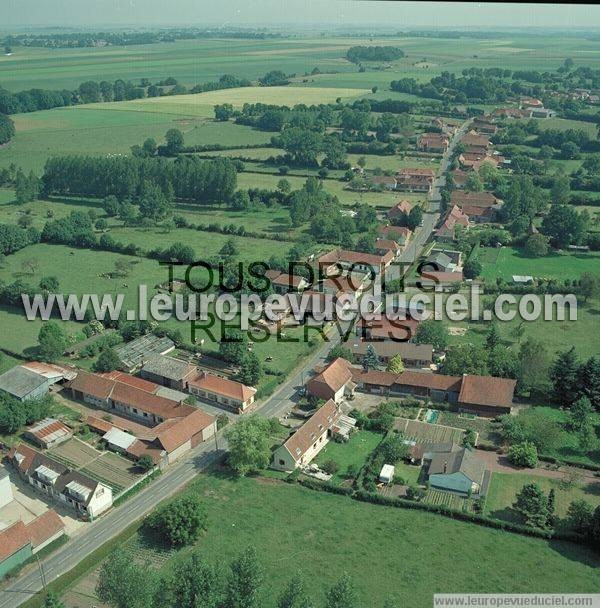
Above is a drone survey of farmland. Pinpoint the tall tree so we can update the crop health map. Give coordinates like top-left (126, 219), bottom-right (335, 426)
top-left (223, 547), bottom-right (264, 608)
top-left (148, 494), bottom-right (207, 546)
top-left (578, 356), bottom-right (600, 410)
top-left (165, 128), bottom-right (184, 154)
top-left (277, 574), bottom-right (312, 608)
top-left (325, 574), bottom-right (359, 608)
top-left (225, 416), bottom-right (272, 476)
top-left (163, 550), bottom-right (221, 608)
top-left (550, 347), bottom-right (580, 407)
top-left (362, 344), bottom-right (380, 371)
top-left (37, 321), bottom-right (68, 363)
top-left (485, 323), bottom-right (501, 350)
top-left (513, 483), bottom-right (549, 528)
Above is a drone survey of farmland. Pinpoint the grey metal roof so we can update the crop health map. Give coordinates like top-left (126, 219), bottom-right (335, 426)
top-left (0, 366), bottom-right (48, 400)
top-left (115, 335), bottom-right (175, 370)
top-left (428, 447), bottom-right (486, 485)
top-left (141, 355), bottom-right (194, 382)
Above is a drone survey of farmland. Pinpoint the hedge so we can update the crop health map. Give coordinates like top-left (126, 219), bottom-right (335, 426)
top-left (539, 455), bottom-right (600, 473)
top-left (298, 477), bottom-right (354, 496)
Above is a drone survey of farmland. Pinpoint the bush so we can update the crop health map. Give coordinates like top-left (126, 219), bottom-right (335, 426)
top-left (147, 494), bottom-right (207, 546)
top-left (507, 441), bottom-right (539, 468)
top-left (321, 460), bottom-right (340, 475)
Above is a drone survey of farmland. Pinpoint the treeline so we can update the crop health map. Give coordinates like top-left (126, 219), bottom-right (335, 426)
top-left (4, 28), bottom-right (282, 49)
top-left (0, 73), bottom-right (249, 115)
top-left (42, 155), bottom-right (237, 204)
top-left (346, 45), bottom-right (404, 63)
top-left (0, 223), bottom-right (40, 255)
top-left (0, 113), bottom-right (14, 145)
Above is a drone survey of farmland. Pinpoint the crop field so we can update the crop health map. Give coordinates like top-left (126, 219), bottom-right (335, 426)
top-left (478, 246), bottom-right (600, 282)
top-left (394, 417), bottom-right (466, 444)
top-left (485, 472), bottom-right (600, 522)
top-left (59, 472), bottom-right (600, 608)
top-left (82, 452), bottom-right (142, 494)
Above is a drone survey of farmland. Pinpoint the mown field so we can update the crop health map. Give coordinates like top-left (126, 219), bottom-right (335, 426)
top-left (478, 246), bottom-right (600, 282)
top-left (59, 472), bottom-right (600, 608)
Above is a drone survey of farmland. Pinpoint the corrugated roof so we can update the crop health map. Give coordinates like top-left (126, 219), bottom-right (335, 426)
top-left (0, 366), bottom-right (48, 399)
top-left (141, 355), bottom-right (197, 382)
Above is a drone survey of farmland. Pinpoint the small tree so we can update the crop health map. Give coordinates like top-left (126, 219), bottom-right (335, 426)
top-left (386, 354), bottom-right (404, 374)
top-left (513, 482), bottom-right (549, 528)
top-left (39, 276), bottom-right (59, 291)
top-left (406, 486), bottom-right (426, 501)
top-left (43, 593), bottom-right (66, 608)
top-left (225, 416), bottom-right (272, 475)
top-left (325, 574), bottom-right (359, 608)
top-left (92, 347), bottom-right (121, 372)
top-left (237, 352), bottom-right (263, 386)
top-left (148, 494), bottom-right (207, 546)
top-left (485, 322), bottom-right (501, 350)
top-left (137, 454), bottom-right (154, 472)
top-left (463, 258), bottom-right (482, 280)
top-left (524, 233), bottom-right (549, 257)
top-left (223, 547), bottom-right (264, 608)
top-left (507, 441), bottom-right (538, 468)
top-left (362, 344), bottom-right (380, 371)
top-left (38, 321), bottom-right (68, 362)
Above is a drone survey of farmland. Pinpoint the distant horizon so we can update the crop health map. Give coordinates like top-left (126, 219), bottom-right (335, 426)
top-left (1, 1), bottom-right (600, 29)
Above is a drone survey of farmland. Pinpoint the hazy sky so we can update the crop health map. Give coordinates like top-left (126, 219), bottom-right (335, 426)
top-left (2, 0), bottom-right (599, 29)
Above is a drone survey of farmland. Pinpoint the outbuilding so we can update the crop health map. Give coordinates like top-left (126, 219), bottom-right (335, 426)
top-left (379, 464), bottom-right (395, 485)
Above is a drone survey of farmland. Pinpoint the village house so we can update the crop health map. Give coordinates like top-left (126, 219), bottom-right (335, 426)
top-left (450, 190), bottom-right (500, 209)
top-left (386, 199), bottom-right (412, 221)
top-left (378, 225), bottom-right (412, 247)
top-left (265, 269), bottom-right (309, 294)
top-left (356, 314), bottom-right (421, 343)
top-left (425, 445), bottom-right (487, 495)
top-left (461, 131), bottom-right (490, 148)
top-left (317, 249), bottom-right (394, 277)
top-left (7, 444), bottom-right (113, 519)
top-left (0, 510), bottom-right (65, 579)
top-left (272, 400), bottom-right (355, 471)
top-left (416, 270), bottom-right (464, 291)
top-left (348, 340), bottom-right (433, 368)
top-left (306, 358), bottom-right (356, 403)
top-left (461, 204), bottom-right (494, 223)
top-left (374, 238), bottom-right (402, 258)
top-left (435, 205), bottom-right (470, 241)
top-left (395, 168), bottom-right (436, 193)
top-left (449, 169), bottom-right (470, 189)
top-left (418, 132), bottom-right (449, 152)
top-left (23, 418), bottom-right (73, 449)
top-left (187, 371), bottom-right (257, 412)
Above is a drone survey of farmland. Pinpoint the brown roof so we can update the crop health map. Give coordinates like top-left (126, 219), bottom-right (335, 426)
top-left (308, 358), bottom-right (353, 394)
top-left (451, 191), bottom-right (498, 209)
top-left (26, 510), bottom-right (64, 549)
top-left (282, 400), bottom-right (340, 462)
top-left (451, 169), bottom-right (470, 187)
top-left (85, 415), bottom-right (114, 434)
top-left (419, 270), bottom-right (464, 284)
top-left (188, 372), bottom-right (256, 402)
top-left (458, 375), bottom-right (516, 409)
top-left (7, 443), bottom-right (42, 475)
top-left (371, 175), bottom-right (397, 185)
top-left (379, 225), bottom-right (412, 242)
top-left (387, 200), bottom-right (412, 219)
top-left (396, 167), bottom-right (435, 177)
top-left (319, 249), bottom-right (394, 267)
top-left (266, 272), bottom-right (306, 289)
top-left (419, 133), bottom-right (449, 148)
top-left (375, 238), bottom-right (400, 252)
top-left (358, 316), bottom-right (420, 341)
top-left (462, 132), bottom-right (490, 147)
top-left (100, 371), bottom-right (160, 393)
top-left (156, 408), bottom-right (215, 452)
top-left (461, 204), bottom-right (493, 218)
top-left (0, 521), bottom-right (30, 562)
top-left (396, 370), bottom-right (462, 392)
top-left (68, 372), bottom-right (114, 400)
top-left (348, 340), bottom-right (433, 362)
top-left (351, 368), bottom-right (397, 387)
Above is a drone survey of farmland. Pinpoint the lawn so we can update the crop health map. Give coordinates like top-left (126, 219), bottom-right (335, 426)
top-left (478, 246), bottom-right (600, 282)
top-left (314, 429), bottom-right (383, 483)
top-left (485, 471), bottom-right (600, 523)
top-left (61, 472), bottom-right (600, 608)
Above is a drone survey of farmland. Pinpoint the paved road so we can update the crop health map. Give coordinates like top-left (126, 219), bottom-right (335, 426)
top-left (0, 120), bottom-right (472, 608)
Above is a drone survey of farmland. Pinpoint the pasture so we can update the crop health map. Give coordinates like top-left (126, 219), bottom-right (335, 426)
top-left (58, 472), bottom-right (600, 608)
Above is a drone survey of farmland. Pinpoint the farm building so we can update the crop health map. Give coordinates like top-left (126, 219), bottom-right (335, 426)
top-left (23, 418), bottom-right (73, 449)
top-left (140, 355), bottom-right (198, 391)
top-left (378, 225), bottom-right (412, 246)
top-left (0, 363), bottom-right (68, 402)
top-left (7, 444), bottom-right (113, 519)
top-left (264, 270), bottom-right (309, 294)
top-left (386, 199), bottom-right (412, 221)
top-left (418, 132), bottom-right (449, 152)
top-left (349, 340), bottom-right (433, 368)
top-left (317, 249), bottom-right (394, 276)
top-left (306, 358), bottom-right (356, 404)
top-left (395, 168), bottom-right (435, 193)
top-left (114, 334), bottom-right (175, 372)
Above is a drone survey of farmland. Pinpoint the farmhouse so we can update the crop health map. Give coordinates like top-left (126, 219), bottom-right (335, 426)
top-left (378, 225), bottom-right (412, 246)
top-left (7, 444), bottom-right (113, 519)
top-left (0, 511), bottom-right (65, 579)
top-left (458, 374), bottom-right (516, 417)
top-left (187, 371), bottom-right (257, 412)
top-left (425, 445), bottom-right (486, 495)
top-left (461, 131), bottom-right (490, 148)
top-left (307, 358), bottom-right (356, 403)
top-left (418, 132), bottom-right (449, 152)
top-left (318, 249), bottom-right (394, 276)
top-left (450, 169), bottom-right (470, 189)
top-left (272, 399), bottom-right (351, 471)
top-left (23, 418), bottom-right (73, 449)
top-left (395, 168), bottom-right (435, 193)
top-left (387, 199), bottom-right (412, 221)
top-left (374, 238), bottom-right (402, 258)
top-left (349, 340), bottom-right (433, 368)
top-left (265, 269), bottom-right (309, 294)
top-left (356, 315), bottom-right (420, 342)
top-left (140, 355), bottom-right (198, 391)
top-left (435, 206), bottom-right (469, 241)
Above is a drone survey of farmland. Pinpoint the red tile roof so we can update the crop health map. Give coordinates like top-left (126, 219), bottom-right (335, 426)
top-left (156, 408), bottom-right (215, 452)
top-left (419, 270), bottom-right (464, 284)
top-left (396, 370), bottom-right (462, 392)
top-left (387, 200), bottom-right (412, 219)
top-left (0, 521), bottom-right (30, 562)
top-left (318, 249), bottom-right (394, 268)
top-left (461, 204), bottom-right (493, 218)
top-left (282, 400), bottom-right (340, 462)
top-left (26, 510), bottom-right (64, 549)
top-left (307, 358), bottom-right (353, 395)
top-left (451, 191), bottom-right (499, 209)
top-left (100, 371), bottom-right (160, 393)
top-left (458, 375), bottom-right (516, 409)
top-left (396, 167), bottom-right (435, 177)
top-left (351, 368), bottom-right (397, 387)
top-left (188, 372), bottom-right (256, 403)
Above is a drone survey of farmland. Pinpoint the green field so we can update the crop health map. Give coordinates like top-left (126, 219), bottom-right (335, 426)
top-left (485, 472), bottom-right (600, 523)
top-left (314, 429), bottom-right (383, 483)
top-left (479, 246), bottom-right (600, 282)
top-left (61, 472), bottom-right (600, 607)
